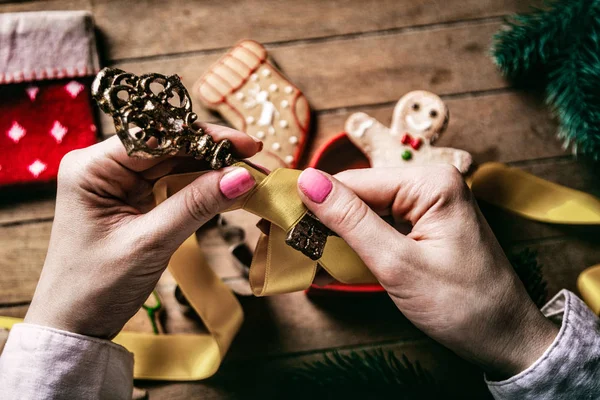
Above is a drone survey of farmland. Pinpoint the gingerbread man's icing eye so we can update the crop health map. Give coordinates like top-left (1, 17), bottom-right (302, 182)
top-left (430, 110), bottom-right (438, 118)
top-left (412, 103), bottom-right (420, 111)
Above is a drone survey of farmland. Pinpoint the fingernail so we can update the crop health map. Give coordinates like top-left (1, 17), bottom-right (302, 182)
top-left (249, 135), bottom-right (264, 152)
top-left (220, 168), bottom-right (256, 199)
top-left (298, 168), bottom-right (332, 204)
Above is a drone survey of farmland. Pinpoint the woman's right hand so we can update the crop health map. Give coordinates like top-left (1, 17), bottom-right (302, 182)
top-left (296, 166), bottom-right (558, 380)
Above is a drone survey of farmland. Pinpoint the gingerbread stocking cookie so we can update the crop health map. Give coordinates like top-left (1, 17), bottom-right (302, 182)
top-left (194, 40), bottom-right (310, 171)
top-left (345, 90), bottom-right (472, 173)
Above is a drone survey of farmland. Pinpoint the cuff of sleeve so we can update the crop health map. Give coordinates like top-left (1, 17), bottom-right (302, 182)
top-left (0, 323), bottom-right (133, 399)
top-left (485, 290), bottom-right (600, 399)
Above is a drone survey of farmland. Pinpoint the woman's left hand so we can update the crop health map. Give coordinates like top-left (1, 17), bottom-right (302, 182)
top-left (25, 124), bottom-right (261, 339)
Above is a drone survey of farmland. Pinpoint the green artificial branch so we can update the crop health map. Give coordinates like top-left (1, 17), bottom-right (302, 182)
top-left (493, 0), bottom-right (600, 157)
top-left (284, 350), bottom-right (446, 399)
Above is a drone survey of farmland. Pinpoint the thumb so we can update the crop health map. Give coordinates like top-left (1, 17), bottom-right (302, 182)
top-left (297, 168), bottom-right (414, 270)
top-left (138, 166), bottom-right (256, 249)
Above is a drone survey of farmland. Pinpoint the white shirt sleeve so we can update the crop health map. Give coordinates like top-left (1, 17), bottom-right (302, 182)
top-left (486, 290), bottom-right (600, 399)
top-left (0, 323), bottom-right (133, 400)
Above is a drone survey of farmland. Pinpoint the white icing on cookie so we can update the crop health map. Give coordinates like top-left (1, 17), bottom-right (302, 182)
top-left (250, 74), bottom-right (258, 81)
top-left (258, 100), bottom-right (276, 126)
top-left (262, 69), bottom-right (271, 77)
top-left (406, 115), bottom-right (432, 132)
top-left (246, 116), bottom-right (255, 124)
top-left (285, 155), bottom-right (294, 164)
top-left (281, 100), bottom-right (289, 108)
top-left (272, 142), bottom-right (281, 151)
top-left (279, 120), bottom-right (288, 128)
top-left (256, 131), bottom-right (265, 139)
top-left (235, 92), bottom-right (244, 100)
top-left (244, 85), bottom-right (280, 127)
top-left (352, 118), bottom-right (374, 138)
top-left (268, 126), bottom-right (275, 135)
top-left (289, 136), bottom-right (298, 145)
top-left (269, 83), bottom-right (278, 92)
top-left (284, 86), bottom-right (293, 94)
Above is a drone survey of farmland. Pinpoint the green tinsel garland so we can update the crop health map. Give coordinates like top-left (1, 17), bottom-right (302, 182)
top-left (493, 0), bottom-right (600, 158)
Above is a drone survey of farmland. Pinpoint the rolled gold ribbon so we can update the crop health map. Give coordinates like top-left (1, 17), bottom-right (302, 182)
top-left (469, 162), bottom-right (600, 224)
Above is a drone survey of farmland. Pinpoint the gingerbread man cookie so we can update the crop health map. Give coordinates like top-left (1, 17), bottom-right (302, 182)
top-left (194, 40), bottom-right (310, 171)
top-left (345, 90), bottom-right (472, 173)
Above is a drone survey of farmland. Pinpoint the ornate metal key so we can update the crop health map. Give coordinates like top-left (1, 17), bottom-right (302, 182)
top-left (92, 67), bottom-right (335, 261)
top-left (92, 67), bottom-right (234, 169)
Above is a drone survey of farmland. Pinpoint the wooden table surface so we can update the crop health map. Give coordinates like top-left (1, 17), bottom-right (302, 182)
top-left (2, 1), bottom-right (600, 399)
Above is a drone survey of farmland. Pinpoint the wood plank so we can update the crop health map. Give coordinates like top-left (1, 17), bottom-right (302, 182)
top-left (0, 221), bottom-right (50, 304)
top-left (0, 186), bottom-right (56, 225)
top-left (93, 0), bottom-right (533, 61)
top-left (271, 22), bottom-right (507, 110)
top-left (0, 0), bottom-right (91, 13)
top-left (99, 20), bottom-right (508, 135)
top-left (0, 305), bottom-right (28, 319)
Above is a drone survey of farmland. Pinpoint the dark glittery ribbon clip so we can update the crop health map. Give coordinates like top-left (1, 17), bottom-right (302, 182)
top-left (285, 212), bottom-right (337, 261)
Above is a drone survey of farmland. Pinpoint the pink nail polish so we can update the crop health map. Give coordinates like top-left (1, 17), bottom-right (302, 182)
top-left (298, 168), bottom-right (332, 204)
top-left (249, 135), bottom-right (264, 152)
top-left (220, 168), bottom-right (255, 199)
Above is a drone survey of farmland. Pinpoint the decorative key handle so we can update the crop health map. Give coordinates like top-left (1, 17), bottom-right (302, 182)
top-left (345, 90), bottom-right (472, 174)
top-left (91, 67), bottom-right (234, 169)
top-left (92, 67), bottom-right (333, 262)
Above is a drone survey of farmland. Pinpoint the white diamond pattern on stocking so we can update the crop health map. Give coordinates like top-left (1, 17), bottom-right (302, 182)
top-left (26, 86), bottom-right (39, 101)
top-left (50, 121), bottom-right (68, 143)
top-left (65, 81), bottom-right (84, 98)
top-left (7, 121), bottom-right (26, 143)
top-left (28, 160), bottom-right (47, 178)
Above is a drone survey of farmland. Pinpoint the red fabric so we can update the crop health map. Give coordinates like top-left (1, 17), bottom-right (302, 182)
top-left (0, 78), bottom-right (97, 186)
top-left (307, 132), bottom-right (385, 294)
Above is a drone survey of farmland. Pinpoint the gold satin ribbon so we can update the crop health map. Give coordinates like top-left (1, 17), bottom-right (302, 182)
top-left (578, 265), bottom-right (600, 314)
top-left (153, 163), bottom-right (376, 297)
top-left (469, 162), bottom-right (600, 224)
top-left (2, 161), bottom-right (599, 381)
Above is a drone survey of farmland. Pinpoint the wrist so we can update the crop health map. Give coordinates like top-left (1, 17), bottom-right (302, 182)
top-left (484, 304), bottom-right (559, 380)
top-left (25, 289), bottom-right (121, 340)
